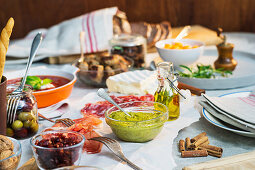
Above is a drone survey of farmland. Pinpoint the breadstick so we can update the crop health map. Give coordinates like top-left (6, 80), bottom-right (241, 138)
top-left (0, 17), bottom-right (14, 80)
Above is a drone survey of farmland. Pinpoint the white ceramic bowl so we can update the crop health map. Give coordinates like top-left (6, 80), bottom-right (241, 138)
top-left (155, 39), bottom-right (205, 68)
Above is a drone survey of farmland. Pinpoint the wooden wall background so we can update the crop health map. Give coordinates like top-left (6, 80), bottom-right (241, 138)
top-left (0, 0), bottom-right (255, 39)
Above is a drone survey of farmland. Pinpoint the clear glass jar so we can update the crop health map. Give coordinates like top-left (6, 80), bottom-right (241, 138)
top-left (154, 62), bottom-right (180, 121)
top-left (109, 34), bottom-right (147, 68)
top-left (6, 85), bottom-right (38, 139)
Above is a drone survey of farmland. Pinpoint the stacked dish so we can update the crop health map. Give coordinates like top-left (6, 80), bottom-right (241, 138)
top-left (200, 91), bottom-right (255, 137)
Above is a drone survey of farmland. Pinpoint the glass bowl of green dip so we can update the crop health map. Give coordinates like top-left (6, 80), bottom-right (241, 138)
top-left (105, 101), bottom-right (169, 142)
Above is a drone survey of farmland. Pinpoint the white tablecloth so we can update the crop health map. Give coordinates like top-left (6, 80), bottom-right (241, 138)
top-left (4, 33), bottom-right (255, 170)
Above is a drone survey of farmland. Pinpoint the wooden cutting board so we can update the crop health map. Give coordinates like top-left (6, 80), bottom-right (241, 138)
top-left (46, 25), bottom-right (221, 64)
top-left (172, 25), bottom-right (222, 46)
top-left (183, 150), bottom-right (255, 170)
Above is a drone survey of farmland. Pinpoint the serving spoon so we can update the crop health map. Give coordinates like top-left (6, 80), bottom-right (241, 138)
top-left (7, 32), bottom-right (43, 124)
top-left (97, 88), bottom-right (132, 117)
top-left (12, 32), bottom-right (43, 94)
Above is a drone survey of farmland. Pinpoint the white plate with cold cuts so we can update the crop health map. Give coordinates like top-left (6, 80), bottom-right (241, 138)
top-left (178, 49), bottom-right (255, 90)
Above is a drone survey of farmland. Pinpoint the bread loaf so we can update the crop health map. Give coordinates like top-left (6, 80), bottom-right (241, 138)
top-left (112, 11), bottom-right (172, 49)
top-left (147, 24), bottom-right (162, 48)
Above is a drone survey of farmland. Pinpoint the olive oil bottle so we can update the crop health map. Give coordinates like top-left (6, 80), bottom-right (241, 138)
top-left (154, 62), bottom-right (180, 121)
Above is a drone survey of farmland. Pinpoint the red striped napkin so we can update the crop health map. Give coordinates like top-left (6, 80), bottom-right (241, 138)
top-left (7, 7), bottom-right (118, 62)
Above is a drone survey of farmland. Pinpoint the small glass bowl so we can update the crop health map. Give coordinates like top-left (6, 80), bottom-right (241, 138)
top-left (53, 166), bottom-right (103, 170)
top-left (30, 130), bottom-right (85, 170)
top-left (105, 101), bottom-right (168, 142)
top-left (0, 137), bottom-right (22, 169)
top-left (73, 55), bottom-right (134, 87)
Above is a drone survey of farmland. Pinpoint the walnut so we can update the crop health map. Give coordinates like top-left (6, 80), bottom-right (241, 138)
top-left (0, 135), bottom-right (20, 170)
top-left (0, 153), bottom-right (19, 170)
top-left (0, 150), bottom-right (13, 160)
top-left (0, 135), bottom-right (13, 153)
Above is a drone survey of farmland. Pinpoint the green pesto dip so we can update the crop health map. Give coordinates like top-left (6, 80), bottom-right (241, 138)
top-left (106, 111), bottom-right (167, 143)
top-left (109, 111), bottom-right (162, 121)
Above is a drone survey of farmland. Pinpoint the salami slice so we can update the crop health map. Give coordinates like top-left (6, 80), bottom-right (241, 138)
top-left (81, 94), bottom-right (154, 118)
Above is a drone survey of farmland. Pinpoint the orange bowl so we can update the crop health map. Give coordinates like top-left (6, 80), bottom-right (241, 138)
top-left (33, 78), bottom-right (76, 108)
top-left (6, 65), bottom-right (79, 108)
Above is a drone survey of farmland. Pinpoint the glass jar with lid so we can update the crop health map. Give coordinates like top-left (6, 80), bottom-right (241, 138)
top-left (109, 34), bottom-right (147, 68)
top-left (6, 84), bottom-right (38, 139)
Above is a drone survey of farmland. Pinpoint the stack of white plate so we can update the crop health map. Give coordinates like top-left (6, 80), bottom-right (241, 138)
top-left (201, 91), bottom-right (255, 138)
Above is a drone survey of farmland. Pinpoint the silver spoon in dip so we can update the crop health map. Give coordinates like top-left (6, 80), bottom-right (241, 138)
top-left (97, 88), bottom-right (132, 117)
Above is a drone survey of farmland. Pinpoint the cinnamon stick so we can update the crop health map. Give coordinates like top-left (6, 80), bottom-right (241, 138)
top-left (199, 144), bottom-right (223, 152)
top-left (191, 132), bottom-right (207, 143)
top-left (185, 137), bottom-right (191, 150)
top-left (181, 150), bottom-right (208, 158)
top-left (198, 148), bottom-right (222, 158)
top-left (191, 136), bottom-right (208, 148)
top-left (198, 144), bottom-right (223, 158)
top-left (179, 140), bottom-right (185, 152)
top-left (199, 140), bottom-right (209, 147)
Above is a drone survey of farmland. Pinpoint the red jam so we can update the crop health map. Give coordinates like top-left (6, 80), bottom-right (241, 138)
top-left (34, 133), bottom-right (83, 169)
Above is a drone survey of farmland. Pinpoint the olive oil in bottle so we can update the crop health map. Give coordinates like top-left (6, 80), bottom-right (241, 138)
top-left (154, 62), bottom-right (180, 121)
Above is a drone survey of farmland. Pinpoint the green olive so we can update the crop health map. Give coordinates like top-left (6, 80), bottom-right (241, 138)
top-left (11, 120), bottom-right (23, 130)
top-left (6, 128), bottom-right (14, 137)
top-left (23, 120), bottom-right (31, 129)
top-left (18, 112), bottom-right (34, 121)
top-left (30, 121), bottom-right (39, 132)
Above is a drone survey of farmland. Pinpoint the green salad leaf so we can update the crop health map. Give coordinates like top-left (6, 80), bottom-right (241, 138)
top-left (25, 76), bottom-right (52, 90)
top-left (178, 64), bottom-right (232, 79)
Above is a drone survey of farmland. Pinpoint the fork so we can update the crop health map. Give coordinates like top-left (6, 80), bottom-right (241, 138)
top-left (38, 113), bottom-right (75, 127)
top-left (89, 137), bottom-right (142, 170)
top-left (7, 32), bottom-right (42, 125)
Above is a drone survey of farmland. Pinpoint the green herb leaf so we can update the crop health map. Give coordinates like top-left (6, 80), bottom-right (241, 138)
top-left (25, 76), bottom-right (52, 90)
top-left (42, 78), bottom-right (52, 85)
top-left (178, 64), bottom-right (232, 79)
top-left (179, 65), bottom-right (193, 73)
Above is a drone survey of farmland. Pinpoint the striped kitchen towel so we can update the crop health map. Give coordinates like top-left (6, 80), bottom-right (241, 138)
top-left (6, 7), bottom-right (118, 62)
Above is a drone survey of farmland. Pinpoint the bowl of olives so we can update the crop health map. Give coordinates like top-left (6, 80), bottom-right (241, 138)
top-left (6, 84), bottom-right (38, 139)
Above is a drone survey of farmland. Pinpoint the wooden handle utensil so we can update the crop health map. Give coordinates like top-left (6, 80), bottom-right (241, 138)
top-left (178, 81), bottom-right (205, 96)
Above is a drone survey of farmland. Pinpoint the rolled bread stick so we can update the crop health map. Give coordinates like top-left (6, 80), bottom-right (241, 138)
top-left (0, 17), bottom-right (14, 80)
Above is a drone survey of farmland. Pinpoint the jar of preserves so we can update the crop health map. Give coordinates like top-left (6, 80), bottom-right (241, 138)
top-left (109, 34), bottom-right (147, 68)
top-left (6, 84), bottom-right (38, 139)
